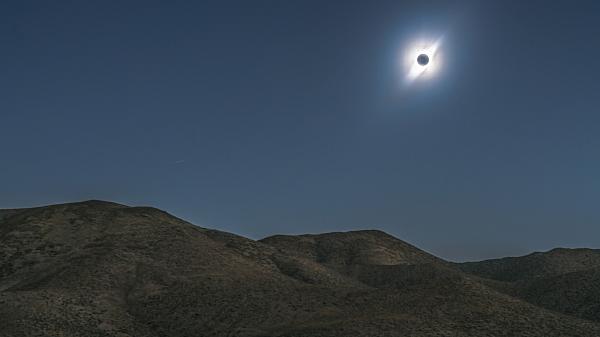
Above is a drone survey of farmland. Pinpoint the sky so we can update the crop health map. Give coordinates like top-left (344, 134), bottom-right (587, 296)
top-left (2, 0), bottom-right (600, 261)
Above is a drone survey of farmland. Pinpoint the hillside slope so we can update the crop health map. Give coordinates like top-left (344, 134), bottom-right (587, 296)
top-left (457, 249), bottom-right (600, 323)
top-left (458, 248), bottom-right (600, 282)
top-left (1, 201), bottom-right (599, 337)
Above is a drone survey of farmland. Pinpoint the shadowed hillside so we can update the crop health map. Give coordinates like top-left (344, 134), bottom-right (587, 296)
top-left (457, 249), bottom-right (600, 323)
top-left (458, 248), bottom-right (600, 282)
top-left (1, 201), bottom-right (600, 337)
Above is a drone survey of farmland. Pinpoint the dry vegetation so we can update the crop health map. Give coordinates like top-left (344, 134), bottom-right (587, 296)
top-left (1, 201), bottom-right (599, 336)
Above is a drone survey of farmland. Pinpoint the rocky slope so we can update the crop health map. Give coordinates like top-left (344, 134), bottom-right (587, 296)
top-left (1, 201), bottom-right (599, 337)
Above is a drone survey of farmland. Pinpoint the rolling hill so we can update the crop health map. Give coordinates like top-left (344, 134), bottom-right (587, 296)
top-left (457, 248), bottom-right (600, 323)
top-left (1, 200), bottom-right (599, 336)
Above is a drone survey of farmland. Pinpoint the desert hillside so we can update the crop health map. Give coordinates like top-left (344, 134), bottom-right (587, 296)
top-left (1, 201), bottom-right (599, 337)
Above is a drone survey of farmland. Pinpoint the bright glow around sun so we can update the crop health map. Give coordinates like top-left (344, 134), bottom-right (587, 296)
top-left (402, 37), bottom-right (443, 84)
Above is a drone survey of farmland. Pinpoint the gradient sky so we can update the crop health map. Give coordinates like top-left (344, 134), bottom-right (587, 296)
top-left (2, 1), bottom-right (600, 261)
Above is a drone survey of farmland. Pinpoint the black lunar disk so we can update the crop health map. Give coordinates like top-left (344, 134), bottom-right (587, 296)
top-left (417, 53), bottom-right (429, 66)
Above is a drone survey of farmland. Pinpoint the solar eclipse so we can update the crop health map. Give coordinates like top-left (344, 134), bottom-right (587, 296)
top-left (402, 38), bottom-right (443, 83)
top-left (417, 54), bottom-right (429, 66)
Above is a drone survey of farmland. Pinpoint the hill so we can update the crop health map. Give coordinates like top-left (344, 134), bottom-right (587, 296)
top-left (457, 248), bottom-right (600, 323)
top-left (457, 248), bottom-right (600, 282)
top-left (1, 201), bottom-right (599, 336)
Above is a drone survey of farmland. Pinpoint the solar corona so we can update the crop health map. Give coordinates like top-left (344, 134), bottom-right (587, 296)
top-left (402, 38), bottom-right (443, 83)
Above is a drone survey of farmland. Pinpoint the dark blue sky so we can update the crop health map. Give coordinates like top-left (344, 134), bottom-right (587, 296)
top-left (2, 1), bottom-right (600, 261)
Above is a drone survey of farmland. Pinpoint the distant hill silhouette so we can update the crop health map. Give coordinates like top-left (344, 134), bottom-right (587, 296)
top-left (457, 248), bottom-right (600, 323)
top-left (1, 200), bottom-right (599, 336)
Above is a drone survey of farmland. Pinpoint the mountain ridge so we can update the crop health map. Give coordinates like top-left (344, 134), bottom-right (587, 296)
top-left (1, 200), bottom-right (599, 337)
